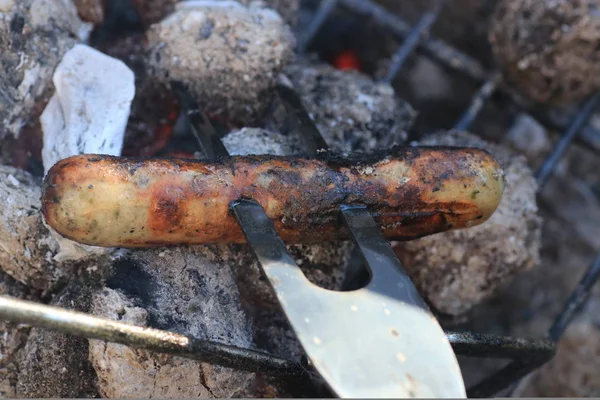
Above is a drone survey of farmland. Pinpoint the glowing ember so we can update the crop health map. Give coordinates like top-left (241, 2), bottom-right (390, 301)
top-left (333, 50), bottom-right (361, 71)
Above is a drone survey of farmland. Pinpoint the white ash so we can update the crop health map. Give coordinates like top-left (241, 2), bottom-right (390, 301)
top-left (282, 57), bottom-right (416, 152)
top-left (0, 0), bottom-right (91, 139)
top-left (146, 0), bottom-right (295, 125)
top-left (506, 113), bottom-right (551, 162)
top-left (394, 130), bottom-right (542, 317)
top-left (407, 56), bottom-right (452, 101)
top-left (0, 165), bottom-right (111, 292)
top-left (41, 44), bottom-right (135, 175)
top-left (222, 127), bottom-right (301, 155)
top-left (132, 0), bottom-right (299, 30)
top-left (91, 246), bottom-right (257, 397)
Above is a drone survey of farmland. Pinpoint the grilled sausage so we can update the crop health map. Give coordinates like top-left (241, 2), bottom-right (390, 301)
top-left (41, 147), bottom-right (505, 248)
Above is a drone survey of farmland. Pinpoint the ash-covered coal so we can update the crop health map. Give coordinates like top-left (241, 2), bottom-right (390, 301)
top-left (131, 0), bottom-right (299, 27)
top-left (394, 130), bottom-right (542, 317)
top-left (489, 0), bottom-right (600, 105)
top-left (0, 165), bottom-right (112, 292)
top-left (0, 0), bottom-right (90, 139)
top-left (146, 1), bottom-right (296, 126)
top-left (281, 57), bottom-right (416, 152)
top-left (90, 248), bottom-right (257, 398)
top-left (0, 271), bottom-right (38, 397)
top-left (16, 284), bottom-right (100, 398)
top-left (222, 127), bottom-right (302, 155)
top-left (518, 320), bottom-right (600, 397)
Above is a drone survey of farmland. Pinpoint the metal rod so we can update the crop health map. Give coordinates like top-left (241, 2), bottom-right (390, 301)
top-left (171, 83), bottom-right (230, 159)
top-left (0, 295), bottom-right (308, 377)
top-left (382, 1), bottom-right (443, 84)
top-left (548, 252), bottom-right (600, 341)
top-left (536, 92), bottom-right (600, 189)
top-left (339, 205), bottom-right (430, 312)
top-left (297, 0), bottom-right (338, 53)
top-left (445, 331), bottom-right (555, 362)
top-left (338, 0), bottom-right (487, 81)
top-left (276, 84), bottom-right (329, 153)
top-left (454, 72), bottom-right (502, 131)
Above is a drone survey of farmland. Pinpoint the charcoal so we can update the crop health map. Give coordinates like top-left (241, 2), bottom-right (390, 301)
top-left (517, 321), bottom-right (600, 397)
top-left (0, 271), bottom-right (37, 397)
top-left (248, 0), bottom-right (299, 27)
top-left (133, 0), bottom-right (299, 28)
top-left (73, 0), bottom-right (105, 24)
top-left (89, 267), bottom-right (255, 398)
top-left (282, 57), bottom-right (416, 152)
top-left (0, 0), bottom-right (91, 139)
top-left (505, 113), bottom-right (551, 163)
top-left (489, 0), bottom-right (600, 105)
top-left (394, 130), bottom-right (542, 317)
top-left (146, 1), bottom-right (295, 126)
top-left (0, 165), bottom-right (111, 292)
top-left (16, 283), bottom-right (100, 398)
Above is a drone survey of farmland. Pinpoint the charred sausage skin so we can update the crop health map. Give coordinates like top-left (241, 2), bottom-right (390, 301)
top-left (41, 147), bottom-right (505, 248)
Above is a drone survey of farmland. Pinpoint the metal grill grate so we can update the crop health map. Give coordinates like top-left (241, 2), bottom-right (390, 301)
top-left (298, 0), bottom-right (600, 396)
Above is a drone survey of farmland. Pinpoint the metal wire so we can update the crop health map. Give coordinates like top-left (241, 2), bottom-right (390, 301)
top-left (337, 0), bottom-right (487, 81)
top-left (297, 0), bottom-right (338, 53)
top-left (381, 0), bottom-right (444, 84)
top-left (454, 72), bottom-right (503, 131)
top-left (548, 252), bottom-right (600, 342)
top-left (536, 93), bottom-right (600, 190)
top-left (0, 295), bottom-right (309, 378)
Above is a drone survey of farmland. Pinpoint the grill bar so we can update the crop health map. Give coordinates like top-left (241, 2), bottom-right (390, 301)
top-left (382, 0), bottom-right (444, 84)
top-left (548, 252), bottom-right (600, 342)
top-left (536, 93), bottom-right (600, 189)
top-left (276, 83), bottom-right (329, 153)
top-left (337, 0), bottom-right (487, 81)
top-left (171, 83), bottom-right (229, 159)
top-left (445, 331), bottom-right (555, 362)
top-left (297, 0), bottom-right (338, 53)
top-left (454, 72), bottom-right (503, 131)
